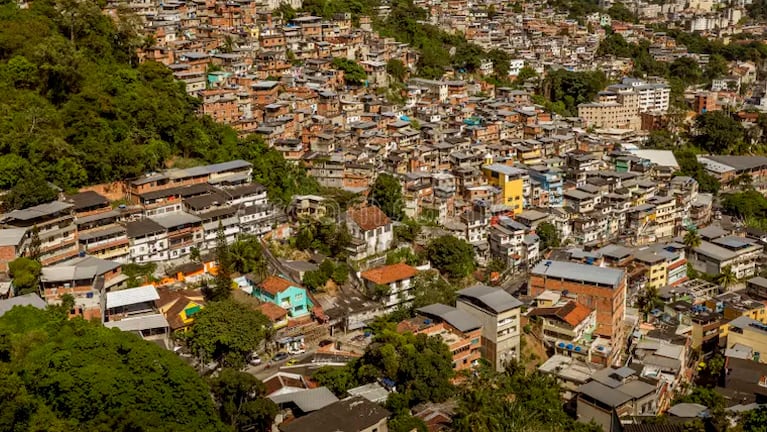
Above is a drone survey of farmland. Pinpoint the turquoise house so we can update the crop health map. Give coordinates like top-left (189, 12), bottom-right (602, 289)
top-left (254, 275), bottom-right (313, 318)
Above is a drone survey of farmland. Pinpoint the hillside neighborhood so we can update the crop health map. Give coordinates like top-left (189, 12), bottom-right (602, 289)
top-left (5, 0), bottom-right (767, 431)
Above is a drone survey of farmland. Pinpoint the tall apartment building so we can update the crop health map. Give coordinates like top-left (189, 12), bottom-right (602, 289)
top-left (617, 78), bottom-right (670, 112)
top-left (578, 90), bottom-right (641, 130)
top-left (579, 78), bottom-right (670, 130)
top-left (456, 284), bottom-right (523, 372)
top-left (529, 260), bottom-right (626, 357)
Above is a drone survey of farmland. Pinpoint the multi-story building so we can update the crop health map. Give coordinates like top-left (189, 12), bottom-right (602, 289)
top-left (1, 201), bottom-right (79, 266)
top-left (361, 263), bottom-right (418, 311)
top-left (456, 284), bottom-right (523, 372)
top-left (398, 303), bottom-right (483, 372)
top-left (254, 276), bottom-right (314, 319)
top-left (689, 236), bottom-right (763, 279)
top-left (482, 164), bottom-right (527, 214)
top-left (578, 89), bottom-right (641, 130)
top-left (346, 205), bottom-right (394, 257)
top-left (529, 260), bottom-right (626, 355)
top-left (40, 256), bottom-right (124, 320)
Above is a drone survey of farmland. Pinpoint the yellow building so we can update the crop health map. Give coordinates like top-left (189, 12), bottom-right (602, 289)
top-left (483, 163), bottom-right (527, 214)
top-left (634, 249), bottom-right (667, 290)
top-left (723, 316), bottom-right (767, 363)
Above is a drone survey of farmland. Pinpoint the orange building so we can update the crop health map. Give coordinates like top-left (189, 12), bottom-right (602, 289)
top-left (398, 303), bottom-right (483, 372)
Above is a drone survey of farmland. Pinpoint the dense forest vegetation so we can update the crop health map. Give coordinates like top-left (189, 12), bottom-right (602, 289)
top-left (0, 306), bottom-right (228, 431)
top-left (0, 0), bottom-right (318, 208)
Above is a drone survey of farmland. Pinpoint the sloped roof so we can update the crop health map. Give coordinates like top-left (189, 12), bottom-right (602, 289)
top-left (257, 302), bottom-right (288, 321)
top-left (360, 263), bottom-right (417, 285)
top-left (0, 293), bottom-right (46, 317)
top-left (416, 303), bottom-right (482, 332)
top-left (457, 284), bottom-right (522, 313)
top-left (347, 205), bottom-right (391, 231)
top-left (269, 387), bottom-right (339, 413)
top-left (260, 276), bottom-right (297, 296)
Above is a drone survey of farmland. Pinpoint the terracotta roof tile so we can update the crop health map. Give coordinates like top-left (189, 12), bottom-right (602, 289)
top-left (361, 263), bottom-right (418, 285)
top-left (260, 275), bottom-right (295, 296)
top-left (256, 302), bottom-right (288, 321)
top-left (347, 205), bottom-right (391, 231)
top-left (559, 301), bottom-right (592, 327)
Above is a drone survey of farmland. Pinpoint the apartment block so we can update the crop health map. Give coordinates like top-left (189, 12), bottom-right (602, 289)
top-left (529, 261), bottom-right (626, 350)
top-left (456, 284), bottom-right (523, 372)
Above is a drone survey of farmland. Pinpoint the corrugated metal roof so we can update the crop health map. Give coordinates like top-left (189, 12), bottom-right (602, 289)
top-left (269, 387), bottom-right (339, 412)
top-left (417, 303), bottom-right (482, 333)
top-left (457, 284), bottom-right (522, 313)
top-left (104, 313), bottom-right (168, 332)
top-left (107, 285), bottom-right (160, 309)
top-left (531, 260), bottom-right (624, 288)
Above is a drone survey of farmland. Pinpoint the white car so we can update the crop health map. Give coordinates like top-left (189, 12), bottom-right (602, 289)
top-left (249, 355), bottom-right (262, 366)
top-left (288, 348), bottom-right (306, 355)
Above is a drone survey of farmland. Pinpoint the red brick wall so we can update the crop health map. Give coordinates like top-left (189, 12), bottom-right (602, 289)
top-left (529, 275), bottom-right (625, 340)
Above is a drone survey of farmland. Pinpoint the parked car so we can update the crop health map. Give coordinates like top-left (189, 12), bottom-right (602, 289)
top-left (319, 339), bottom-right (333, 347)
top-left (288, 347), bottom-right (306, 355)
top-left (249, 354), bottom-right (262, 366)
top-left (285, 359), bottom-right (298, 366)
top-left (273, 352), bottom-right (289, 362)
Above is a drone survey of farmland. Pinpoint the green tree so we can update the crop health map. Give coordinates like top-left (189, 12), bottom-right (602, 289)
top-left (607, 2), bottom-right (636, 22)
top-left (669, 56), bottom-right (703, 85)
top-left (453, 362), bottom-right (601, 432)
top-left (207, 224), bottom-right (233, 301)
top-left (209, 368), bottom-right (278, 432)
top-left (386, 58), bottom-right (407, 82)
top-left (276, 2), bottom-right (297, 20)
top-left (411, 270), bottom-right (457, 308)
top-left (536, 222), bottom-right (561, 250)
top-left (0, 306), bottom-right (227, 431)
top-left (186, 299), bottom-right (270, 368)
top-left (314, 365), bottom-right (359, 395)
top-left (515, 66), bottom-right (538, 84)
top-left (2, 173), bottom-right (58, 211)
top-left (683, 228), bottom-right (701, 252)
top-left (705, 54), bottom-right (729, 80)
top-left (389, 414), bottom-right (428, 432)
top-left (9, 257), bottom-right (42, 296)
top-left (369, 173), bottom-right (405, 220)
top-left (742, 406), bottom-right (767, 432)
top-left (394, 218), bottom-right (421, 243)
top-left (426, 235), bottom-right (476, 279)
top-left (229, 235), bottom-right (268, 278)
top-left (715, 265), bottom-right (737, 291)
top-left (332, 57), bottom-right (367, 86)
top-left (693, 111), bottom-right (744, 154)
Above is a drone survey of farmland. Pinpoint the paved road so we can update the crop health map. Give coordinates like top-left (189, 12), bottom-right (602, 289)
top-left (245, 351), bottom-right (316, 380)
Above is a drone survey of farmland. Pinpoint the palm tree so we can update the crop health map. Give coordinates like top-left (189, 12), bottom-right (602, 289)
top-left (683, 228), bottom-right (701, 252)
top-left (716, 265), bottom-right (737, 291)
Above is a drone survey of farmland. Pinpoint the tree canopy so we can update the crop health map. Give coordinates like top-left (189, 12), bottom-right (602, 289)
top-left (453, 362), bottom-right (601, 432)
top-left (369, 173), bottom-right (405, 220)
top-left (8, 257), bottom-right (42, 296)
top-left (315, 327), bottom-right (455, 407)
top-left (332, 57), bottom-right (367, 86)
top-left (209, 368), bottom-right (278, 432)
top-left (185, 299), bottom-right (270, 368)
top-left (426, 235), bottom-right (476, 279)
top-left (536, 222), bottom-right (561, 250)
top-left (0, 306), bottom-right (227, 432)
top-left (0, 2), bottom-right (318, 208)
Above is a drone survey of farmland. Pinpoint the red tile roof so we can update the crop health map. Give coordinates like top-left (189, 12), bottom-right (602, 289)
top-left (260, 275), bottom-right (295, 296)
top-left (347, 205), bottom-right (391, 231)
top-left (256, 302), bottom-right (288, 322)
top-left (361, 263), bottom-right (418, 285)
top-left (560, 301), bottom-right (593, 327)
